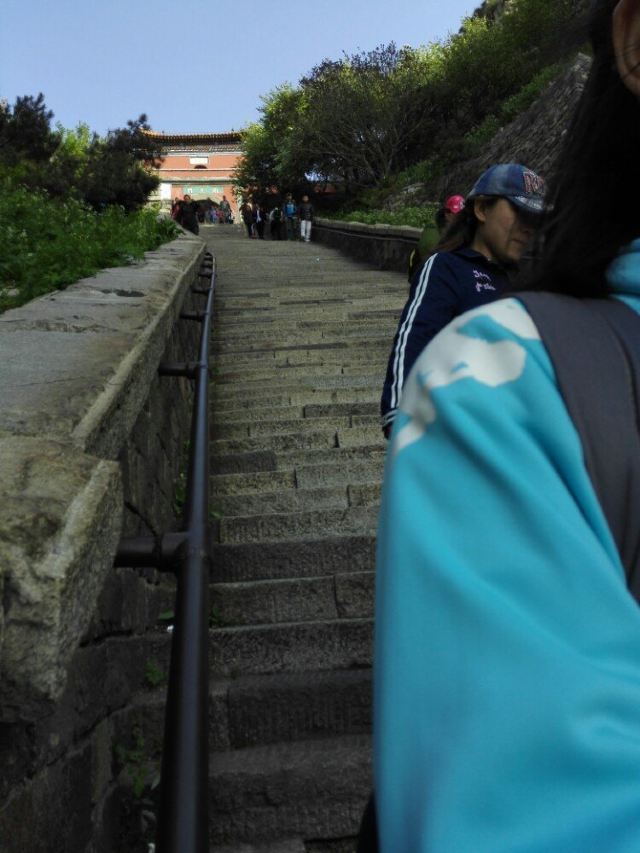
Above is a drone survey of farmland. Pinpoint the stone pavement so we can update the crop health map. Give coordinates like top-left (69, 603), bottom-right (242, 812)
top-left (202, 225), bottom-right (407, 852)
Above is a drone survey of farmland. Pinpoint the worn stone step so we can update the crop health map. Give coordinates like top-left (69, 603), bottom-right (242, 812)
top-left (211, 416), bottom-right (348, 441)
top-left (212, 415), bottom-right (381, 442)
top-left (212, 378), bottom-right (381, 405)
top-left (213, 485), bottom-right (349, 516)
top-left (213, 365), bottom-right (360, 384)
top-left (210, 456), bottom-right (383, 500)
top-left (211, 347), bottom-right (391, 371)
top-left (210, 426), bottom-right (382, 457)
top-left (214, 388), bottom-right (380, 414)
top-left (209, 618), bottom-right (372, 677)
top-left (212, 405), bottom-right (305, 424)
top-left (217, 505), bottom-right (379, 545)
top-left (293, 459), bottom-right (384, 490)
top-left (210, 841), bottom-right (305, 853)
top-left (212, 329), bottom-right (392, 352)
top-left (211, 668), bottom-right (371, 754)
top-left (211, 430), bottom-right (339, 456)
top-left (211, 571), bottom-right (375, 628)
top-left (211, 445), bottom-right (384, 476)
top-left (210, 368), bottom-right (386, 398)
top-left (209, 734), bottom-right (371, 845)
top-left (211, 402), bottom-right (379, 426)
top-left (211, 338), bottom-right (393, 359)
top-left (211, 469), bottom-right (296, 497)
top-left (212, 318), bottom-right (394, 338)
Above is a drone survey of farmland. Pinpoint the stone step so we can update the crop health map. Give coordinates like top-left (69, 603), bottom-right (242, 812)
top-left (210, 841), bottom-right (305, 853)
top-left (208, 734), bottom-right (371, 846)
top-left (212, 345), bottom-right (391, 369)
top-left (210, 427), bottom-right (383, 457)
top-left (212, 318), bottom-right (395, 337)
top-left (211, 338), bottom-right (393, 359)
top-left (213, 373), bottom-right (383, 395)
top-left (212, 415), bottom-right (380, 442)
top-left (211, 572), bottom-right (375, 627)
top-left (213, 389), bottom-right (380, 414)
top-left (212, 365), bottom-right (387, 386)
top-left (211, 402), bottom-right (379, 425)
top-left (210, 457), bottom-right (381, 499)
top-left (210, 617), bottom-right (372, 677)
top-left (211, 534), bottom-right (376, 584)
top-left (211, 668), bottom-right (371, 752)
top-left (211, 377), bottom-right (382, 404)
top-left (217, 505), bottom-right (379, 545)
top-left (211, 445), bottom-right (385, 477)
top-left (212, 482), bottom-right (380, 516)
top-left (213, 485), bottom-right (349, 516)
top-left (211, 329), bottom-right (392, 352)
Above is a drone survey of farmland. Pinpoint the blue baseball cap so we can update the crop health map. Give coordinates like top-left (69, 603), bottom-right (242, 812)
top-left (467, 163), bottom-right (546, 215)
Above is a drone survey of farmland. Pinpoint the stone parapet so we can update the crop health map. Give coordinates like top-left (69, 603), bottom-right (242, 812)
top-left (0, 231), bottom-right (205, 719)
top-left (312, 218), bottom-right (420, 273)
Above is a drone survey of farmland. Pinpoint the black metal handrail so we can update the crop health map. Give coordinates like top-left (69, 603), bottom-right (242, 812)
top-left (115, 250), bottom-right (215, 853)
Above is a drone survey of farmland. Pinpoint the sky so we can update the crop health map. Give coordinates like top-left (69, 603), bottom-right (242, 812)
top-left (1, 0), bottom-right (479, 136)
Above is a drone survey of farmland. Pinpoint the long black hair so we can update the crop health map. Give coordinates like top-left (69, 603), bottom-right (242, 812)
top-left (435, 197), bottom-right (498, 254)
top-left (530, 0), bottom-right (640, 296)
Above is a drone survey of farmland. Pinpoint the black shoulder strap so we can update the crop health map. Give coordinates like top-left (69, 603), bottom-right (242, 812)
top-left (517, 292), bottom-right (640, 602)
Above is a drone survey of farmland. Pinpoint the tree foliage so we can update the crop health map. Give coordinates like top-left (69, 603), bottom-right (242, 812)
top-left (0, 94), bottom-right (160, 211)
top-left (235, 0), bottom-right (587, 200)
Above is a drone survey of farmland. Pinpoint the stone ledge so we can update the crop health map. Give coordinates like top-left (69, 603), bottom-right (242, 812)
top-left (0, 437), bottom-right (122, 719)
top-left (0, 231), bottom-right (205, 459)
top-left (0, 231), bottom-right (205, 718)
top-left (314, 217), bottom-right (420, 242)
top-left (313, 218), bottom-right (419, 273)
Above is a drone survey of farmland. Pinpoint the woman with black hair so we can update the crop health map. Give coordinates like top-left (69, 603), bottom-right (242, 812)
top-left (374, 1), bottom-right (640, 850)
top-left (380, 164), bottom-right (544, 435)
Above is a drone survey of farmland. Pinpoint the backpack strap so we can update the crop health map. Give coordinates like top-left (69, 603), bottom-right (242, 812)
top-left (517, 292), bottom-right (640, 602)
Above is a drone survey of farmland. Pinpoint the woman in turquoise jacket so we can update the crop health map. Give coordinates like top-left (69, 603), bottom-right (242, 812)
top-left (374, 1), bottom-right (640, 850)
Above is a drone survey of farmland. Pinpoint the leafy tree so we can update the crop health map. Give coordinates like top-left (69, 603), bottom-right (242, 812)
top-left (80, 115), bottom-right (161, 211)
top-left (0, 93), bottom-right (58, 165)
top-left (235, 0), bottom-right (590, 203)
top-left (0, 95), bottom-right (160, 211)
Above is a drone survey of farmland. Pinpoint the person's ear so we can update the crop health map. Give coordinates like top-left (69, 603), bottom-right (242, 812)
top-left (473, 198), bottom-right (488, 224)
top-left (613, 0), bottom-right (640, 97)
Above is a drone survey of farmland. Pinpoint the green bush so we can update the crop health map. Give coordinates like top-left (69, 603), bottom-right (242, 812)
top-left (0, 179), bottom-right (178, 313)
top-left (326, 205), bottom-right (439, 229)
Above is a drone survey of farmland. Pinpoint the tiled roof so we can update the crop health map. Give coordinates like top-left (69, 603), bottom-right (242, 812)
top-left (144, 130), bottom-right (243, 145)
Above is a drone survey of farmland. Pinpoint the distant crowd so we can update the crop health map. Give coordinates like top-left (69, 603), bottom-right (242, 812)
top-left (239, 192), bottom-right (314, 243)
top-left (170, 194), bottom-right (234, 235)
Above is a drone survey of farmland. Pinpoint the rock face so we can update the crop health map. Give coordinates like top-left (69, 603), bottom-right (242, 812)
top-left (203, 226), bottom-right (408, 850)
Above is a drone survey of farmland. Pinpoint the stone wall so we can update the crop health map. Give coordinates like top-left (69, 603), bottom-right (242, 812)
top-left (313, 219), bottom-right (420, 273)
top-left (0, 230), bottom-right (206, 851)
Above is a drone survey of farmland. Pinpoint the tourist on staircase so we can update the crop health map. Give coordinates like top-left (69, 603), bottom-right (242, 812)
top-left (298, 194), bottom-right (314, 242)
top-left (379, 162), bottom-right (545, 437)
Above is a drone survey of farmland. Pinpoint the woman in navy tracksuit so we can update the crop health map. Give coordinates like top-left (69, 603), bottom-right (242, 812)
top-left (380, 163), bottom-right (545, 435)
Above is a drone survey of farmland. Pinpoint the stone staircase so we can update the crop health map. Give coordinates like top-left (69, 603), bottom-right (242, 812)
top-left (203, 226), bottom-right (406, 852)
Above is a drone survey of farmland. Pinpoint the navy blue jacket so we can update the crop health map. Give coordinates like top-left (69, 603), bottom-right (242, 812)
top-left (381, 247), bottom-right (510, 430)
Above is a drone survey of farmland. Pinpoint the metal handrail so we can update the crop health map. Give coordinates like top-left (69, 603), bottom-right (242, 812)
top-left (115, 250), bottom-right (215, 853)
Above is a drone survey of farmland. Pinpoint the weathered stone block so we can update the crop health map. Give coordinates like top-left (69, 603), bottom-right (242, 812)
top-left (0, 437), bottom-right (122, 720)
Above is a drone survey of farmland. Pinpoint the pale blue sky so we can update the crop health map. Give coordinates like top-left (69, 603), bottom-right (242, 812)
top-left (1, 0), bottom-right (479, 135)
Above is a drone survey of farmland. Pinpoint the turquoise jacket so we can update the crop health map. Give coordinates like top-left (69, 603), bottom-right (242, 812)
top-left (374, 239), bottom-right (640, 852)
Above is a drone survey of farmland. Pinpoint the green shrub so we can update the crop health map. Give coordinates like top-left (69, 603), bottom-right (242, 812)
top-left (0, 179), bottom-right (178, 313)
top-left (326, 205), bottom-right (439, 229)
top-left (499, 62), bottom-right (564, 123)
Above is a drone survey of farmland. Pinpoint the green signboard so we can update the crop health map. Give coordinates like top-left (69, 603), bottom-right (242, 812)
top-left (182, 185), bottom-right (223, 196)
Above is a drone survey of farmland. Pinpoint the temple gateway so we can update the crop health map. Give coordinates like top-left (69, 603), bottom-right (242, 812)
top-left (145, 130), bottom-right (243, 216)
